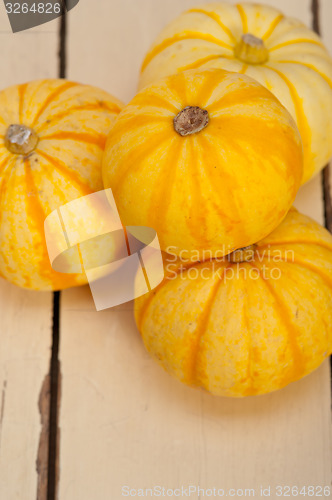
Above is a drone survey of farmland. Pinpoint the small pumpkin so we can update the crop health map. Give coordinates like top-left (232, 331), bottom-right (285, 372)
top-left (139, 2), bottom-right (332, 183)
top-left (103, 68), bottom-right (303, 261)
top-left (135, 209), bottom-right (332, 397)
top-left (0, 79), bottom-right (123, 290)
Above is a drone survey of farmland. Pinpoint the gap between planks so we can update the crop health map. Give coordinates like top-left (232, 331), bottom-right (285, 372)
top-left (46, 292), bottom-right (62, 500)
top-left (312, 0), bottom-right (332, 233)
top-left (45, 5), bottom-right (67, 499)
top-left (311, 0), bottom-right (332, 388)
top-left (37, 7), bottom-right (67, 500)
top-left (42, 1), bottom-right (332, 499)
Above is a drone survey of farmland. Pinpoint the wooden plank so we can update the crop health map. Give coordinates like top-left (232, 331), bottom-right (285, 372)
top-left (60, 291), bottom-right (332, 497)
top-left (59, 1), bottom-right (332, 498)
top-left (320, 0), bottom-right (332, 233)
top-left (0, 9), bottom-right (59, 500)
top-left (66, 0), bottom-right (316, 104)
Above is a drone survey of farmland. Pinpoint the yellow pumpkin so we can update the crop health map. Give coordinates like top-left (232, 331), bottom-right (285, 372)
top-left (135, 208), bottom-right (332, 397)
top-left (0, 79), bottom-right (123, 290)
top-left (139, 2), bottom-right (332, 183)
top-left (103, 68), bottom-right (303, 261)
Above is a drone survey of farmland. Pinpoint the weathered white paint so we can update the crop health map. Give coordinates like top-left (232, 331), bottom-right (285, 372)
top-left (58, 1), bottom-right (332, 499)
top-left (0, 8), bottom-right (58, 500)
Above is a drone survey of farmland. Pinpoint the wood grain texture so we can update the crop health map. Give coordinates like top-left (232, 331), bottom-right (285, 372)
top-left (0, 284), bottom-right (53, 500)
top-left (59, 1), bottom-right (332, 498)
top-left (60, 290), bottom-right (332, 499)
top-left (320, 0), bottom-right (332, 233)
top-left (0, 7), bottom-right (58, 500)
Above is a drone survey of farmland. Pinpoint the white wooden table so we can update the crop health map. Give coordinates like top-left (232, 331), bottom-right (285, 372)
top-left (0, 1), bottom-right (331, 499)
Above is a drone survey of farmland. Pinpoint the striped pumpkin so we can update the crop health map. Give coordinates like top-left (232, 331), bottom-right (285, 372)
top-left (0, 79), bottom-right (123, 290)
top-left (139, 2), bottom-right (332, 184)
top-left (135, 209), bottom-right (332, 397)
top-left (103, 68), bottom-right (303, 261)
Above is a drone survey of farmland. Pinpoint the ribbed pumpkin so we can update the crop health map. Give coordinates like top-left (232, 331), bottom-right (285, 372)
top-left (135, 209), bottom-right (332, 397)
top-left (139, 2), bottom-right (332, 183)
top-left (103, 68), bottom-right (303, 261)
top-left (0, 79), bottom-right (123, 290)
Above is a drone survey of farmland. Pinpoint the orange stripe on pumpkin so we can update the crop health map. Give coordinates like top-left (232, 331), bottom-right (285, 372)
top-left (148, 139), bottom-right (183, 248)
top-left (141, 32), bottom-right (233, 72)
top-left (136, 259), bottom-right (206, 334)
top-left (196, 70), bottom-right (230, 106)
top-left (36, 102), bottom-right (121, 133)
top-left (249, 261), bottom-right (306, 385)
top-left (76, 243), bottom-right (85, 274)
top-left (0, 159), bottom-right (14, 275)
top-left (196, 135), bottom-right (243, 230)
top-left (205, 121), bottom-right (294, 186)
top-left (264, 65), bottom-right (312, 178)
top-left (186, 138), bottom-right (209, 241)
top-left (269, 38), bottom-right (324, 52)
top-left (207, 82), bottom-right (278, 113)
top-left (136, 282), bottom-right (165, 334)
top-left (0, 167), bottom-right (10, 240)
top-left (18, 83), bottom-right (28, 123)
top-left (273, 60), bottom-right (332, 89)
top-left (31, 81), bottom-right (79, 127)
top-left (0, 164), bottom-right (18, 279)
top-left (236, 4), bottom-right (248, 34)
top-left (35, 149), bottom-right (94, 197)
top-left (112, 132), bottom-right (171, 199)
top-left (40, 131), bottom-right (107, 149)
top-left (262, 257), bottom-right (332, 360)
top-left (178, 54), bottom-right (234, 73)
top-left (167, 72), bottom-right (188, 105)
top-left (24, 158), bottom-right (56, 288)
top-left (278, 258), bottom-right (332, 290)
top-left (187, 8), bottom-right (237, 43)
top-left (0, 155), bottom-right (11, 177)
top-left (238, 63), bottom-right (248, 74)
top-left (189, 264), bottom-right (231, 386)
top-left (262, 14), bottom-right (284, 41)
top-left (132, 93), bottom-right (179, 113)
top-left (241, 291), bottom-right (257, 397)
top-left (103, 116), bottom-right (170, 150)
top-left (253, 251), bottom-right (332, 293)
top-left (24, 158), bottom-right (85, 290)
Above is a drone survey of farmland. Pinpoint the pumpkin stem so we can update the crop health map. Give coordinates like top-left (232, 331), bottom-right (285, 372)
top-left (174, 106), bottom-right (209, 136)
top-left (5, 124), bottom-right (39, 155)
top-left (234, 34), bottom-right (269, 65)
top-left (229, 245), bottom-right (256, 263)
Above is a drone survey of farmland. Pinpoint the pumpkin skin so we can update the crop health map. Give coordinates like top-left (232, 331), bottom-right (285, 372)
top-left (139, 2), bottom-right (332, 183)
top-left (0, 79), bottom-right (123, 291)
top-left (103, 68), bottom-right (303, 261)
top-left (135, 209), bottom-right (332, 397)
